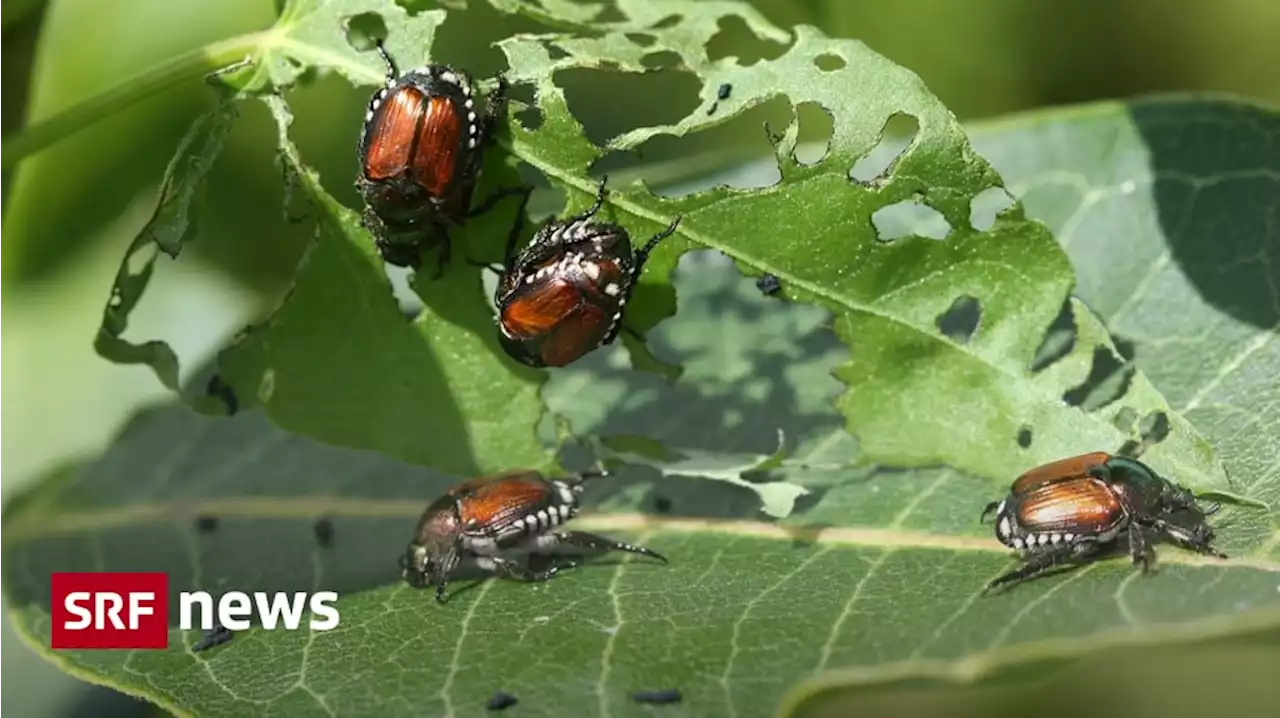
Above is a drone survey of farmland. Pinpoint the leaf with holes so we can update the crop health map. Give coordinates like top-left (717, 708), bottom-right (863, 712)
top-left (495, 8), bottom-right (1239, 495)
top-left (88, 0), bottom-right (1237, 493)
top-left (778, 95), bottom-right (1280, 715)
top-left (966, 96), bottom-right (1280, 554)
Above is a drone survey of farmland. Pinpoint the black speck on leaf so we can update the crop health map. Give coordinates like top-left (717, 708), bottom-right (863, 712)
top-left (195, 514), bottom-right (219, 533)
top-left (192, 624), bottom-right (234, 652)
top-left (313, 517), bottom-right (334, 546)
top-left (717, 82), bottom-right (732, 100)
top-left (632, 689), bottom-right (682, 705)
top-left (487, 691), bottom-right (518, 711)
top-left (756, 273), bottom-right (781, 296)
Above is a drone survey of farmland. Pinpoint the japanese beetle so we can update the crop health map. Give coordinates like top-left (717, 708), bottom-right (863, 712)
top-left (980, 451), bottom-right (1225, 591)
top-left (401, 468), bottom-right (667, 602)
top-left (356, 40), bottom-right (522, 271)
top-left (493, 177), bottom-right (681, 368)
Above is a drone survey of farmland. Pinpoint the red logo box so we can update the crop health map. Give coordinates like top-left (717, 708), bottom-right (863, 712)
top-left (51, 573), bottom-right (170, 649)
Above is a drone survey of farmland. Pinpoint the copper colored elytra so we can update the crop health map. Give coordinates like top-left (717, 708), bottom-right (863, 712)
top-left (362, 88), bottom-right (462, 196)
top-left (355, 39), bottom-right (525, 272)
top-left (492, 176), bottom-right (681, 368)
top-left (1008, 450), bottom-right (1112, 494)
top-left (401, 468), bottom-right (667, 602)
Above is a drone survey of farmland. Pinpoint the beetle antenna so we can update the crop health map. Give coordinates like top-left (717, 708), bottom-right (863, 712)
top-left (373, 38), bottom-right (398, 82)
top-left (637, 216), bottom-right (681, 264)
top-left (979, 501), bottom-right (1000, 524)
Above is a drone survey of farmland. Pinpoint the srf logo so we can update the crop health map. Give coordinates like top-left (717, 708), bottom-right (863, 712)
top-left (51, 572), bottom-right (169, 649)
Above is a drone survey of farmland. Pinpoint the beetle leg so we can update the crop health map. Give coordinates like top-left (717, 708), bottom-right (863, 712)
top-left (1147, 515), bottom-right (1228, 559)
top-left (1127, 521), bottom-right (1155, 573)
top-left (544, 531), bottom-right (668, 564)
top-left (432, 549), bottom-right (461, 604)
top-left (985, 551), bottom-right (1065, 592)
top-left (372, 38), bottom-right (399, 82)
top-left (485, 555), bottom-right (566, 583)
top-left (985, 540), bottom-right (1100, 593)
top-left (634, 216), bottom-right (682, 270)
top-left (467, 185), bottom-right (533, 220)
top-left (484, 186), bottom-right (535, 270)
top-left (483, 73), bottom-right (510, 131)
top-left (564, 176), bottom-right (609, 226)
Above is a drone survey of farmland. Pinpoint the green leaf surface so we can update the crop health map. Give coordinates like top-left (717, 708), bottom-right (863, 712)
top-left (782, 95), bottom-right (1280, 713)
top-left (28, 0), bottom-right (1278, 712)
top-left (5, 274), bottom-right (1278, 716)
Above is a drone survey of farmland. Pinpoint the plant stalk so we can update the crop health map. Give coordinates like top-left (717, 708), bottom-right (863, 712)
top-left (1, 31), bottom-right (270, 170)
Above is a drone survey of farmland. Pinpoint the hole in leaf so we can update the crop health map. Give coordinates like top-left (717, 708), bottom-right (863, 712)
top-left (343, 13), bottom-right (387, 52)
top-left (641, 50), bottom-right (683, 70)
top-left (1138, 410), bottom-right (1170, 445)
top-left (794, 101), bottom-right (833, 166)
top-left (814, 53), bottom-right (845, 71)
top-left (650, 14), bottom-right (681, 30)
top-left (1017, 426), bottom-right (1033, 448)
top-left (431, 2), bottom-right (550, 76)
top-left (654, 496), bottom-right (673, 513)
top-left (1062, 346), bottom-right (1135, 411)
top-left (969, 187), bottom-right (1015, 232)
top-left (1117, 439), bottom-right (1143, 458)
top-left (871, 199), bottom-right (951, 242)
top-left (936, 295), bottom-right (981, 344)
top-left (1112, 406), bottom-right (1139, 434)
top-left (502, 81), bottom-right (542, 130)
top-left (557, 67), bottom-right (701, 147)
top-left (591, 97), bottom-right (791, 198)
top-left (392, 1), bottom-right (432, 18)
top-left (546, 42), bottom-right (570, 60)
top-left (849, 112), bottom-right (919, 184)
top-left (626, 32), bottom-right (656, 47)
top-left (707, 15), bottom-right (787, 66)
top-left (1030, 298), bottom-right (1077, 373)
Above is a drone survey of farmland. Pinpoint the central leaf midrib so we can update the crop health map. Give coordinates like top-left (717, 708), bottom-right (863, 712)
top-left (5, 499), bottom-right (1276, 571)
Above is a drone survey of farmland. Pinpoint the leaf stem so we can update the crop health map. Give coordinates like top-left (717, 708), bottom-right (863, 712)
top-left (1, 30), bottom-right (269, 170)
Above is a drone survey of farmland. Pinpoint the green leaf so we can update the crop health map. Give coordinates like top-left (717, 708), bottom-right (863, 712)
top-left (779, 95), bottom-right (1280, 713)
top-left (495, 13), bottom-right (1235, 495)
top-left (214, 94), bottom-right (547, 475)
top-left (94, 0), bottom-right (1234, 495)
top-left (5, 311), bottom-right (1278, 717)
top-left (93, 99), bottom-right (240, 391)
top-left (966, 96), bottom-right (1280, 551)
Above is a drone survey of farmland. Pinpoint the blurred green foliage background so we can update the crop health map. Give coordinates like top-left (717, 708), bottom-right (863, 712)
top-left (2, 0), bottom-right (1276, 716)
